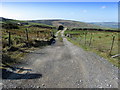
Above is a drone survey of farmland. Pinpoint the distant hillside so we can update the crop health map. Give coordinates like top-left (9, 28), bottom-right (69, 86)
top-left (89, 22), bottom-right (118, 29)
top-left (1, 17), bottom-right (113, 29)
top-left (28, 19), bottom-right (104, 29)
top-left (0, 17), bottom-right (26, 23)
top-left (0, 17), bottom-right (12, 21)
top-left (0, 17), bottom-right (55, 28)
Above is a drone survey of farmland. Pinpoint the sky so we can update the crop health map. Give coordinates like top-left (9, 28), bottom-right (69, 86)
top-left (1, 2), bottom-right (118, 22)
top-left (1, 0), bottom-right (120, 2)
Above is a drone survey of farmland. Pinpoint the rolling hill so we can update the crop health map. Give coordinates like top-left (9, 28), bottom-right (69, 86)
top-left (0, 17), bottom-right (55, 28)
top-left (28, 19), bottom-right (104, 29)
top-left (1, 17), bottom-right (116, 29)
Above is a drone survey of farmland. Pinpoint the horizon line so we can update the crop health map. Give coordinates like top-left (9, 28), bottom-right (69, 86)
top-left (1, 17), bottom-right (118, 22)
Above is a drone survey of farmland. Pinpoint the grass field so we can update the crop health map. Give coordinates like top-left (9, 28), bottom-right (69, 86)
top-left (65, 30), bottom-right (119, 67)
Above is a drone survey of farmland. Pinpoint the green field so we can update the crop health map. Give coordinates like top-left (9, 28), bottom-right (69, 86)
top-left (65, 30), bottom-right (119, 67)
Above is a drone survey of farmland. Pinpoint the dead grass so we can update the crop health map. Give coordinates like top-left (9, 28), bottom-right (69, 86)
top-left (2, 26), bottom-right (55, 65)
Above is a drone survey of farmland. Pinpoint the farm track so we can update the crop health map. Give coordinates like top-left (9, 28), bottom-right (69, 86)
top-left (2, 29), bottom-right (119, 88)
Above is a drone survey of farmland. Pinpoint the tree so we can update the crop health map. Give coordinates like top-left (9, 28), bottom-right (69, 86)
top-left (58, 25), bottom-right (64, 30)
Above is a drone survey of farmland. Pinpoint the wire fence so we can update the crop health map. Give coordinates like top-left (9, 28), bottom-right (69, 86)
top-left (65, 30), bottom-right (118, 56)
top-left (2, 27), bottom-right (53, 48)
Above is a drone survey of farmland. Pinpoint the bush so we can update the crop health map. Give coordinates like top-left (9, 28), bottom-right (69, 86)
top-left (2, 22), bottom-right (19, 29)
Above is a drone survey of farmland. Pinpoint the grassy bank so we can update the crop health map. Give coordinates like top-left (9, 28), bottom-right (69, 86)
top-left (65, 30), bottom-right (119, 67)
top-left (2, 21), bottom-right (56, 66)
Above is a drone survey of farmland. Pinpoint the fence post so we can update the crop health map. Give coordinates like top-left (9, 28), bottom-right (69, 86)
top-left (8, 32), bottom-right (11, 47)
top-left (109, 35), bottom-right (115, 55)
top-left (25, 28), bottom-right (29, 47)
top-left (37, 31), bottom-right (39, 38)
top-left (89, 33), bottom-right (93, 46)
top-left (84, 32), bottom-right (87, 45)
top-left (25, 28), bottom-right (29, 41)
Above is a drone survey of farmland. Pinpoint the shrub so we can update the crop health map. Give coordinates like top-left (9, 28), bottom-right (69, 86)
top-left (2, 22), bottom-right (19, 29)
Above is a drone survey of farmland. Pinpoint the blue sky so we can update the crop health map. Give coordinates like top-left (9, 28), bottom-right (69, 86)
top-left (1, 2), bottom-right (118, 22)
top-left (1, 0), bottom-right (120, 2)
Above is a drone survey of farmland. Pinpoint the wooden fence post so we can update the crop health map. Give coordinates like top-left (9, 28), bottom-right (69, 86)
top-left (8, 32), bottom-right (11, 47)
top-left (37, 31), bottom-right (39, 38)
top-left (25, 28), bottom-right (29, 41)
top-left (89, 33), bottom-right (93, 46)
top-left (25, 28), bottom-right (29, 47)
top-left (109, 35), bottom-right (115, 55)
top-left (84, 32), bottom-right (87, 45)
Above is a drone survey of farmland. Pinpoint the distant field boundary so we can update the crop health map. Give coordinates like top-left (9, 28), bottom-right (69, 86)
top-left (71, 28), bottom-right (120, 32)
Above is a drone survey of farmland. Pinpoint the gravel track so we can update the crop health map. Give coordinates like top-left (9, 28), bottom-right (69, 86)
top-left (2, 29), bottom-right (118, 88)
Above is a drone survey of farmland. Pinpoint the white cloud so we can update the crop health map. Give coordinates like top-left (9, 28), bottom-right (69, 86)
top-left (101, 6), bottom-right (106, 9)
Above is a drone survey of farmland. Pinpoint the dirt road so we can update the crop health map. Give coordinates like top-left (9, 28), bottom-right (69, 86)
top-left (2, 29), bottom-right (118, 88)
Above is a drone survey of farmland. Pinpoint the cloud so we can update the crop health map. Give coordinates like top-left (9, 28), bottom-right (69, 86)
top-left (101, 6), bottom-right (106, 9)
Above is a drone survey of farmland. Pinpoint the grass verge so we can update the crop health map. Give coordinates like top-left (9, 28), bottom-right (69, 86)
top-left (66, 37), bottom-right (119, 67)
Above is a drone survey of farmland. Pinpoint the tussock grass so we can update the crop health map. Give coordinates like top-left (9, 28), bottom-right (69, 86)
top-left (2, 25), bottom-right (56, 65)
